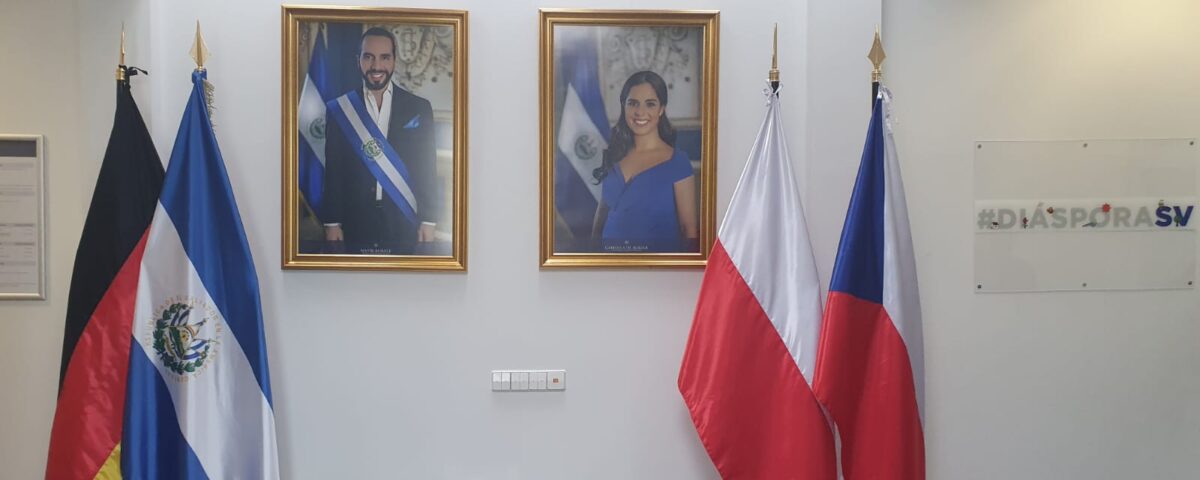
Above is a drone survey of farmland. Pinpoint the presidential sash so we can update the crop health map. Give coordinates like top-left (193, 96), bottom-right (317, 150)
top-left (325, 90), bottom-right (419, 226)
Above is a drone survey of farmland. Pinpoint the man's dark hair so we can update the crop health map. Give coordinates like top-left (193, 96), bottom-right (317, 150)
top-left (360, 27), bottom-right (398, 57)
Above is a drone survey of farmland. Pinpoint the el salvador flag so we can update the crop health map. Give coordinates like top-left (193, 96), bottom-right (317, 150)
top-left (298, 27), bottom-right (332, 215)
top-left (122, 70), bottom-right (279, 479)
top-left (554, 28), bottom-right (610, 246)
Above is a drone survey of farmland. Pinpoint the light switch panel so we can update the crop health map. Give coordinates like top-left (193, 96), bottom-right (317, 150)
top-left (491, 370), bottom-right (564, 392)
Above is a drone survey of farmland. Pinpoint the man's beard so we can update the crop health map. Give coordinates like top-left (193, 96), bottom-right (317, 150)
top-left (362, 69), bottom-right (392, 91)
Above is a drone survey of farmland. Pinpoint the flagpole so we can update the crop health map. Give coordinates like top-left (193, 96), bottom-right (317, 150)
top-left (117, 24), bottom-right (127, 83)
top-left (769, 23), bottom-right (780, 94)
top-left (116, 23), bottom-right (147, 85)
top-left (190, 21), bottom-right (215, 122)
top-left (190, 20), bottom-right (209, 72)
top-left (868, 25), bottom-right (885, 103)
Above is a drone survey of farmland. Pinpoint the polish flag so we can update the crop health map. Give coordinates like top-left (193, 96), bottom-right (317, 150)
top-left (814, 87), bottom-right (926, 479)
top-left (678, 90), bottom-right (836, 479)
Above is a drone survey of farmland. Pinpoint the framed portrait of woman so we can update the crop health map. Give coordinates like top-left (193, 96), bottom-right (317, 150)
top-left (282, 6), bottom-right (468, 271)
top-left (539, 9), bottom-right (719, 268)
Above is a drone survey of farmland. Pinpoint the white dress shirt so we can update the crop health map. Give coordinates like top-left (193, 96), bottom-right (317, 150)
top-left (364, 82), bottom-right (393, 203)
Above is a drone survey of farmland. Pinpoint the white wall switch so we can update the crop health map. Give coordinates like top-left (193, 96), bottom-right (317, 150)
top-left (491, 370), bottom-right (564, 392)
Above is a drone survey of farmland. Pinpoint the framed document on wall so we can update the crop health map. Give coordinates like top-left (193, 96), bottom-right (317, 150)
top-left (282, 6), bottom-right (468, 271)
top-left (539, 9), bottom-right (719, 268)
top-left (0, 134), bottom-right (45, 299)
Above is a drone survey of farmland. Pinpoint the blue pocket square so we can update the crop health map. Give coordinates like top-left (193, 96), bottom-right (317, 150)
top-left (403, 115), bottom-right (421, 129)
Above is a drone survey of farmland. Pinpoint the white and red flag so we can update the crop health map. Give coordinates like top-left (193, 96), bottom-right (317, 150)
top-left (678, 89), bottom-right (836, 479)
top-left (814, 86), bottom-right (926, 479)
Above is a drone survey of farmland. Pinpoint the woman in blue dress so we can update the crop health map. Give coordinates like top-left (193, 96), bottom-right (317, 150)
top-left (591, 71), bottom-right (699, 253)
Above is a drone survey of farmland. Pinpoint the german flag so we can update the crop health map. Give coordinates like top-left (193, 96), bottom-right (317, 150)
top-left (45, 69), bottom-right (163, 479)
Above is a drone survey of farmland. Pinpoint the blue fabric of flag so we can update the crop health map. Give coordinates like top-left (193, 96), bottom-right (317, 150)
top-left (158, 70), bottom-right (273, 401)
top-left (559, 31), bottom-right (609, 137)
top-left (829, 96), bottom-right (886, 303)
top-left (555, 29), bottom-right (610, 241)
top-left (554, 155), bottom-right (598, 243)
top-left (299, 29), bottom-right (331, 214)
top-left (122, 68), bottom-right (277, 480)
top-left (121, 344), bottom-right (209, 479)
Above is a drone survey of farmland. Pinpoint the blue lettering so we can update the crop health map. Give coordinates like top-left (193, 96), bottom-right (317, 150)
top-left (1174, 206), bottom-right (1194, 227)
top-left (1155, 206), bottom-right (1172, 227)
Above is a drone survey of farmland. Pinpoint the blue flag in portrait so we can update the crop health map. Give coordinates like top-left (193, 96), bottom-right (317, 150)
top-left (555, 28), bottom-right (611, 248)
top-left (298, 26), bottom-right (333, 216)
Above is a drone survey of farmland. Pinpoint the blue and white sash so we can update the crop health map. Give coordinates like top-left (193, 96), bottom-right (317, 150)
top-left (325, 91), bottom-right (419, 225)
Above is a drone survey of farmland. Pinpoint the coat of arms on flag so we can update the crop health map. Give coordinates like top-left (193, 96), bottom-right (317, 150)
top-left (150, 298), bottom-right (222, 378)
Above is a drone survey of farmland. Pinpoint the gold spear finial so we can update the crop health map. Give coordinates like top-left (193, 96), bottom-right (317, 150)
top-left (868, 24), bottom-right (886, 84)
top-left (117, 23), bottom-right (127, 81)
top-left (768, 23), bottom-right (780, 84)
top-left (189, 20), bottom-right (209, 72)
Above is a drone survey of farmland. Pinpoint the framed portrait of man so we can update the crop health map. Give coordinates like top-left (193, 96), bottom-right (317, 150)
top-left (539, 9), bottom-right (719, 268)
top-left (282, 6), bottom-right (467, 270)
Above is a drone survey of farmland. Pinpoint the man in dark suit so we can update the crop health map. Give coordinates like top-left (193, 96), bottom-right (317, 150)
top-left (322, 27), bottom-right (440, 255)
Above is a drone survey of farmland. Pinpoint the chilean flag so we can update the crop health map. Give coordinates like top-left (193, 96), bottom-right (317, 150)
top-left (678, 90), bottom-right (836, 479)
top-left (814, 86), bottom-right (926, 479)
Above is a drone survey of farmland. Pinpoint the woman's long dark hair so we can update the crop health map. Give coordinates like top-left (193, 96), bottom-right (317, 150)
top-left (593, 71), bottom-right (676, 183)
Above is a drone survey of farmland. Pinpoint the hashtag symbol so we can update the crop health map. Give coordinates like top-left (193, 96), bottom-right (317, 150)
top-left (977, 209), bottom-right (996, 229)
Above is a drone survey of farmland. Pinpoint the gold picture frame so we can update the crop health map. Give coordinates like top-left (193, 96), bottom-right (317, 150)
top-left (539, 9), bottom-right (719, 268)
top-left (282, 5), bottom-right (468, 271)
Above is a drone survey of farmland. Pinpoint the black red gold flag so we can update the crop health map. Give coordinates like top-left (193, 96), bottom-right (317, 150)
top-left (46, 70), bottom-right (163, 480)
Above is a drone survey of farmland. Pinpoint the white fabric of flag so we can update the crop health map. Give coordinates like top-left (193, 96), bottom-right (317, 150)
top-left (557, 85), bottom-right (606, 202)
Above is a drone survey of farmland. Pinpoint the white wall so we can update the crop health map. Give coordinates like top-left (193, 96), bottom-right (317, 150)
top-left (1, 0), bottom-right (824, 478)
top-left (0, 2), bottom-right (83, 479)
top-left (4, 0), bottom-right (1196, 478)
top-left (886, 0), bottom-right (1200, 478)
